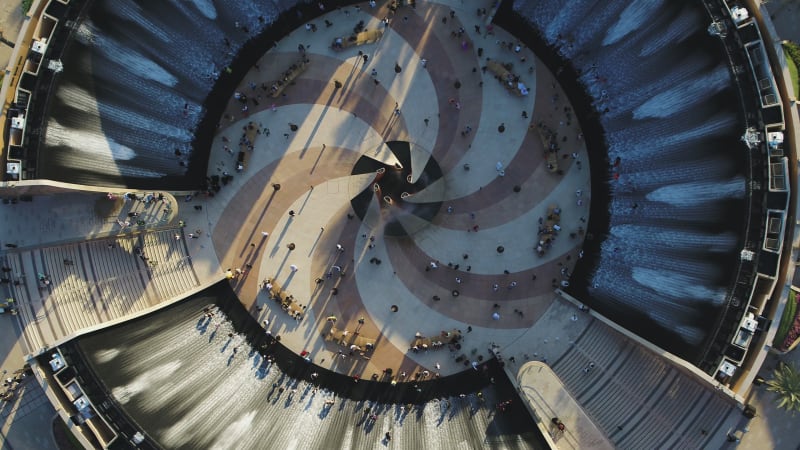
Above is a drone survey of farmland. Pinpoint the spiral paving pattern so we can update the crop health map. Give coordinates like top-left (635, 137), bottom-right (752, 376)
top-left (204, 3), bottom-right (591, 378)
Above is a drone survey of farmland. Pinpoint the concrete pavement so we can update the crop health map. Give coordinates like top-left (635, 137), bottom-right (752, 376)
top-left (194, 0), bottom-right (591, 382)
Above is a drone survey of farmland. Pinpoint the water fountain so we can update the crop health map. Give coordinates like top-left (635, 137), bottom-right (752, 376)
top-left (509, 0), bottom-right (747, 360)
top-left (350, 141), bottom-right (444, 237)
top-left (37, 0), bottom-right (295, 188)
top-left (67, 284), bottom-right (542, 449)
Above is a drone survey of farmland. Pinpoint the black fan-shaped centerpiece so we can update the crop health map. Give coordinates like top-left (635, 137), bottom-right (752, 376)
top-left (350, 141), bottom-right (444, 237)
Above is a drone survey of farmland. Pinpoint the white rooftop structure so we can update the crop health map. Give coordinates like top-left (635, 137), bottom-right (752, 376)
top-left (731, 5), bottom-right (749, 24)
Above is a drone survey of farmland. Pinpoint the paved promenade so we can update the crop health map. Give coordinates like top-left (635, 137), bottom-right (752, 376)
top-left (192, 0), bottom-right (590, 383)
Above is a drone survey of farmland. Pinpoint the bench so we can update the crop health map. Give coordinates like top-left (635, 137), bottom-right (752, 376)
top-left (534, 123), bottom-right (560, 172)
top-left (486, 60), bottom-right (528, 96)
top-left (331, 29), bottom-right (383, 50)
top-left (327, 326), bottom-right (375, 350)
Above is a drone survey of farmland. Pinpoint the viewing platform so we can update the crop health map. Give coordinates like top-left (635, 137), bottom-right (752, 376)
top-left (516, 361), bottom-right (612, 450)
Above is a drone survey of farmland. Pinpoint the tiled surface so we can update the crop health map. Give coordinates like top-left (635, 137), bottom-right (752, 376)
top-left (0, 378), bottom-right (49, 422)
top-left (0, 377), bottom-right (58, 450)
top-left (197, 1), bottom-right (591, 381)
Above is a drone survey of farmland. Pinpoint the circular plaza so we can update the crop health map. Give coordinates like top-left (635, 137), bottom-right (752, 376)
top-left (201, 2), bottom-right (591, 380)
